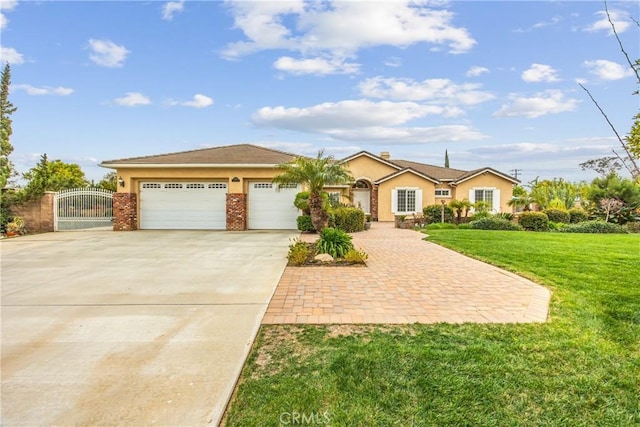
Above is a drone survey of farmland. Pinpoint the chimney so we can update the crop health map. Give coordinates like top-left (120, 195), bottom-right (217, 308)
top-left (380, 151), bottom-right (390, 160)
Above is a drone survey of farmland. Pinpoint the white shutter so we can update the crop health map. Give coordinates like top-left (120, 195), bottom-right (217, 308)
top-left (414, 189), bottom-right (423, 213)
top-left (492, 189), bottom-right (501, 213)
top-left (391, 189), bottom-right (398, 213)
top-left (468, 189), bottom-right (475, 204)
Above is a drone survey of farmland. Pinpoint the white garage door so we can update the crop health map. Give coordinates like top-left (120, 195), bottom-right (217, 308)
top-left (248, 182), bottom-right (300, 229)
top-left (140, 182), bottom-right (227, 230)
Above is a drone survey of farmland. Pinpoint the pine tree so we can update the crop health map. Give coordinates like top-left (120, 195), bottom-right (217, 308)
top-left (0, 63), bottom-right (17, 188)
top-left (444, 150), bottom-right (450, 168)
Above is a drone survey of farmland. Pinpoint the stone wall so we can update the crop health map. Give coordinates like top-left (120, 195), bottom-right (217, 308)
top-left (226, 193), bottom-right (246, 231)
top-left (10, 191), bottom-right (55, 233)
top-left (113, 193), bottom-right (137, 231)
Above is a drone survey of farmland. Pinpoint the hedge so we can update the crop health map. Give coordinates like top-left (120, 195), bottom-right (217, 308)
top-left (560, 220), bottom-right (629, 234)
top-left (423, 204), bottom-right (455, 223)
top-left (518, 211), bottom-right (549, 231)
top-left (543, 208), bottom-right (570, 224)
top-left (469, 217), bottom-right (523, 231)
top-left (568, 208), bottom-right (589, 223)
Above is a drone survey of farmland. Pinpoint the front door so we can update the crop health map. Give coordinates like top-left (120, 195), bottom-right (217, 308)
top-left (353, 189), bottom-right (370, 214)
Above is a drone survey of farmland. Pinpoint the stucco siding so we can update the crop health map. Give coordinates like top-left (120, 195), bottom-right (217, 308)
top-left (344, 156), bottom-right (398, 183)
top-left (455, 175), bottom-right (514, 213)
top-left (377, 175), bottom-right (437, 222)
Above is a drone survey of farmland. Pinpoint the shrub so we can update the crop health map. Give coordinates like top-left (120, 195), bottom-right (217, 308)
top-left (493, 212), bottom-right (515, 221)
top-left (331, 207), bottom-right (365, 233)
top-left (423, 204), bottom-right (455, 223)
top-left (426, 222), bottom-right (457, 230)
top-left (316, 227), bottom-right (353, 258)
top-left (560, 220), bottom-right (628, 234)
top-left (518, 211), bottom-right (549, 231)
top-left (548, 221), bottom-right (568, 231)
top-left (287, 239), bottom-right (311, 266)
top-left (469, 217), bottom-right (523, 231)
top-left (458, 223), bottom-right (471, 229)
top-left (568, 208), bottom-right (589, 224)
top-left (624, 222), bottom-right (640, 233)
top-left (297, 215), bottom-right (315, 232)
top-left (544, 208), bottom-right (570, 224)
top-left (344, 248), bottom-right (368, 264)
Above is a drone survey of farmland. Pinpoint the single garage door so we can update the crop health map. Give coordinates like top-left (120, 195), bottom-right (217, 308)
top-left (248, 182), bottom-right (300, 229)
top-left (140, 182), bottom-right (227, 229)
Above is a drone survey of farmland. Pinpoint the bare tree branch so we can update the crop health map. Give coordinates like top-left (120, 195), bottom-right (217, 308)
top-left (604, 1), bottom-right (640, 84)
top-left (578, 83), bottom-right (640, 178)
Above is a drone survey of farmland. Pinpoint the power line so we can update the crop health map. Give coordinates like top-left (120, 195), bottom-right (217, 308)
top-left (511, 169), bottom-right (523, 180)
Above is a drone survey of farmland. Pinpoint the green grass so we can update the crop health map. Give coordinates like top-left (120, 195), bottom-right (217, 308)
top-left (223, 231), bottom-right (640, 426)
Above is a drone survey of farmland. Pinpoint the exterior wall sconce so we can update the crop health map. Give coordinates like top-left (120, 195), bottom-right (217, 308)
top-left (231, 177), bottom-right (240, 182)
top-left (118, 176), bottom-right (125, 187)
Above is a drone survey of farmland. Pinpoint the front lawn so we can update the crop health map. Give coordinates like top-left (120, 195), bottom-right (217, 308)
top-left (223, 231), bottom-right (640, 426)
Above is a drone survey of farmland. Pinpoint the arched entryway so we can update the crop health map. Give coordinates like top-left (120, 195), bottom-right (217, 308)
top-left (352, 179), bottom-right (371, 214)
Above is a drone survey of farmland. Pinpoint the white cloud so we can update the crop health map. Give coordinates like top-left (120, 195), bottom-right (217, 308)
top-left (251, 99), bottom-right (485, 143)
top-left (0, 46), bottom-right (24, 64)
top-left (222, 1), bottom-right (476, 67)
top-left (466, 66), bottom-right (489, 77)
top-left (88, 39), bottom-right (130, 68)
top-left (161, 1), bottom-right (184, 21)
top-left (0, 0), bottom-right (17, 29)
top-left (521, 63), bottom-right (560, 83)
top-left (515, 15), bottom-right (561, 32)
top-left (584, 59), bottom-right (634, 80)
top-left (584, 9), bottom-right (630, 34)
top-left (384, 57), bottom-right (402, 68)
top-left (493, 90), bottom-right (579, 118)
top-left (273, 56), bottom-right (359, 75)
top-left (359, 77), bottom-right (494, 105)
top-left (12, 84), bottom-right (74, 96)
top-left (113, 92), bottom-right (151, 106)
top-left (167, 94), bottom-right (214, 108)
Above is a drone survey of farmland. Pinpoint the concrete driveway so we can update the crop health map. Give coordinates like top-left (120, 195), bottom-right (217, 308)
top-left (1, 229), bottom-right (298, 426)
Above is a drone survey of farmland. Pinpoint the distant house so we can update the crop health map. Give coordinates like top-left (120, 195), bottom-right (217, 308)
top-left (100, 144), bottom-right (518, 231)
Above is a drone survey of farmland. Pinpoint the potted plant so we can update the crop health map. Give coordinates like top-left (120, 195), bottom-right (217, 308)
top-left (364, 214), bottom-right (372, 230)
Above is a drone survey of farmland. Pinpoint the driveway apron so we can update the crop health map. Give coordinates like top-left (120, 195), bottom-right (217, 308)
top-left (1, 230), bottom-right (297, 426)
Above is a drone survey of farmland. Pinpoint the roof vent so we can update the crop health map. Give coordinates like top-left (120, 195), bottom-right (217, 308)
top-left (380, 151), bottom-right (390, 160)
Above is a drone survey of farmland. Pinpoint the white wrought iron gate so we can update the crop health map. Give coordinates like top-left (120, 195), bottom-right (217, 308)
top-left (54, 188), bottom-right (114, 231)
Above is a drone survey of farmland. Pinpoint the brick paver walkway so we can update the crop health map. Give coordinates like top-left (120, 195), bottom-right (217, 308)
top-left (263, 222), bottom-right (550, 324)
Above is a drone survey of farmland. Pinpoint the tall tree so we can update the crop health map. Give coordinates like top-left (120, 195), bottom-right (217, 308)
top-left (21, 154), bottom-right (89, 199)
top-left (444, 150), bottom-right (450, 168)
top-left (97, 171), bottom-right (117, 192)
top-left (0, 63), bottom-right (17, 188)
top-left (273, 150), bottom-right (353, 233)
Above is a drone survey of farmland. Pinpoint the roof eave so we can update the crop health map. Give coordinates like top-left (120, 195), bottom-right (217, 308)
top-left (99, 163), bottom-right (282, 169)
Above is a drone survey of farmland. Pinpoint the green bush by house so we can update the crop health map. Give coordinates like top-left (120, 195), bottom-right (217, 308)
top-left (297, 215), bottom-right (315, 232)
top-left (518, 211), bottom-right (549, 231)
top-left (423, 204), bottom-right (455, 223)
top-left (568, 208), bottom-right (589, 223)
top-left (543, 208), bottom-right (570, 224)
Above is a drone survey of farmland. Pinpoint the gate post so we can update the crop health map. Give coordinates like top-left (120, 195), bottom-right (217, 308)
top-left (113, 193), bottom-right (138, 231)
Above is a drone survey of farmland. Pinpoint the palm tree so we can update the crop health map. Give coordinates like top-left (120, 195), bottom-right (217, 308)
top-left (449, 199), bottom-right (472, 224)
top-left (273, 150), bottom-right (353, 233)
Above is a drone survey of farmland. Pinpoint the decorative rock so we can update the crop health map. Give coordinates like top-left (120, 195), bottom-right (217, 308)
top-left (314, 253), bottom-right (334, 262)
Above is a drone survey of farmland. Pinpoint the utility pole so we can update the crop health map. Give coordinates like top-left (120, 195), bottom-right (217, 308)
top-left (511, 169), bottom-right (522, 180)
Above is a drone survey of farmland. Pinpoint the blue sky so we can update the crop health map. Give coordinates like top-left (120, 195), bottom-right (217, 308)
top-left (1, 0), bottom-right (638, 185)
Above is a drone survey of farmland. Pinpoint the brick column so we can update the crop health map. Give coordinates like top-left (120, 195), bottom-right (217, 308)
top-left (226, 193), bottom-right (246, 231)
top-left (113, 193), bottom-right (137, 231)
top-left (371, 185), bottom-right (379, 221)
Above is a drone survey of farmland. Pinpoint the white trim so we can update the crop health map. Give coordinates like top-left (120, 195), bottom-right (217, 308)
top-left (392, 187), bottom-right (421, 214)
top-left (341, 151), bottom-right (402, 170)
top-left (376, 168), bottom-right (439, 185)
top-left (435, 188), bottom-right (451, 198)
top-left (456, 169), bottom-right (519, 185)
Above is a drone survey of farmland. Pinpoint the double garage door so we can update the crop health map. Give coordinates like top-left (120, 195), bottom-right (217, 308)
top-left (139, 181), bottom-right (299, 230)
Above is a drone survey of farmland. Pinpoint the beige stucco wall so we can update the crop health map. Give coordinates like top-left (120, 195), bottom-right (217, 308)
top-left (454, 174), bottom-right (515, 213)
top-left (377, 174), bottom-right (437, 222)
top-left (344, 156), bottom-right (397, 183)
top-left (114, 167), bottom-right (282, 195)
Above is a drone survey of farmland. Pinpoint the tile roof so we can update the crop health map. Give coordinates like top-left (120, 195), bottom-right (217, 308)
top-left (101, 144), bottom-right (300, 166)
top-left (390, 159), bottom-right (469, 181)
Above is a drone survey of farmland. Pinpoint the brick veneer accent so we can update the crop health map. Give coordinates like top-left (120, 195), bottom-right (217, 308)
top-left (10, 191), bottom-right (55, 233)
top-left (226, 193), bottom-right (246, 231)
top-left (371, 185), bottom-right (379, 221)
top-left (113, 192), bottom-right (137, 231)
